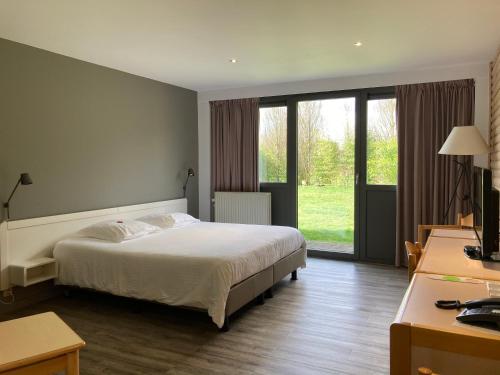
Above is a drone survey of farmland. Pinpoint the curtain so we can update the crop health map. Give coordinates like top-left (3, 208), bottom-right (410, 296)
top-left (490, 49), bottom-right (500, 189)
top-left (210, 98), bottom-right (259, 198)
top-left (395, 79), bottom-right (475, 266)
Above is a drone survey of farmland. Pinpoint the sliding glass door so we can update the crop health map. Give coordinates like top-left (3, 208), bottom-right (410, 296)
top-left (259, 87), bottom-right (397, 263)
top-left (297, 97), bottom-right (356, 255)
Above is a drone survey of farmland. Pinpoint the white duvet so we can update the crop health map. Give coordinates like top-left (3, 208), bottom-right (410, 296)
top-left (53, 222), bottom-right (305, 327)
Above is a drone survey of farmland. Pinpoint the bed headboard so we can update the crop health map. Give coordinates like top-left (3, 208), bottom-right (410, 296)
top-left (0, 198), bottom-right (187, 290)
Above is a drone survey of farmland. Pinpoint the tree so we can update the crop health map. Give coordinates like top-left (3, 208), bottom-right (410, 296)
top-left (298, 101), bottom-right (324, 185)
top-left (259, 107), bottom-right (287, 182)
top-left (312, 139), bottom-right (340, 185)
top-left (368, 99), bottom-right (396, 140)
top-left (367, 99), bottom-right (397, 184)
top-left (337, 103), bottom-right (355, 187)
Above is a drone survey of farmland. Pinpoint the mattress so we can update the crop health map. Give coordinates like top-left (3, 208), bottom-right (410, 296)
top-left (53, 222), bottom-right (305, 327)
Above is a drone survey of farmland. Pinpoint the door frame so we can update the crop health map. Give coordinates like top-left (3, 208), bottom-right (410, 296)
top-left (359, 89), bottom-right (397, 262)
top-left (260, 85), bottom-right (395, 262)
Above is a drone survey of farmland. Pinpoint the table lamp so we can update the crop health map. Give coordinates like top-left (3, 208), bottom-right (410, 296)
top-left (439, 126), bottom-right (489, 222)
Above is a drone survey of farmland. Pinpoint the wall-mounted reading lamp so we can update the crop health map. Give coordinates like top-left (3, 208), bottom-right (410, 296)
top-left (3, 173), bottom-right (33, 220)
top-left (182, 168), bottom-right (195, 198)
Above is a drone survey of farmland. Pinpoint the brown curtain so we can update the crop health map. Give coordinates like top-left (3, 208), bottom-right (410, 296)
top-left (210, 98), bottom-right (259, 198)
top-left (491, 49), bottom-right (500, 189)
top-left (395, 79), bottom-right (475, 266)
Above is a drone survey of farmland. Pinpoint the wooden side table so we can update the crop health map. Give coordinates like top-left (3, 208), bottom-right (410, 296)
top-left (0, 312), bottom-right (85, 375)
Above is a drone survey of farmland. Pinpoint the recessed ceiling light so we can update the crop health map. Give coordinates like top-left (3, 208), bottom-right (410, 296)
top-left (354, 41), bottom-right (363, 47)
top-left (229, 58), bottom-right (237, 63)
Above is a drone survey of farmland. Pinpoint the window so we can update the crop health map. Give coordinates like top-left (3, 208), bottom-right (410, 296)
top-left (259, 106), bottom-right (287, 183)
top-left (366, 98), bottom-right (397, 185)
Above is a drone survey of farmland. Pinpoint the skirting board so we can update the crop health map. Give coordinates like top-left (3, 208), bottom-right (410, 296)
top-left (0, 198), bottom-right (187, 290)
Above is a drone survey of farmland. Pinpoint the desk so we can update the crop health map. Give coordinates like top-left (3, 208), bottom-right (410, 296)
top-left (391, 274), bottom-right (500, 374)
top-left (430, 228), bottom-right (478, 240)
top-left (417, 234), bottom-right (500, 281)
top-left (0, 312), bottom-right (85, 375)
top-left (391, 229), bottom-right (500, 374)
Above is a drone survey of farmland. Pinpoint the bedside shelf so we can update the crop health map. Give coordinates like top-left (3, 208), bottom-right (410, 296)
top-left (9, 257), bottom-right (58, 287)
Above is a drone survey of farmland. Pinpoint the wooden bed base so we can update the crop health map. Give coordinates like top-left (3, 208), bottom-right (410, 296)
top-left (222, 243), bottom-right (307, 331)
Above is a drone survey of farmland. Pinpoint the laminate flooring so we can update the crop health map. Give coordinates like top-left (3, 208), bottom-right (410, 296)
top-left (2, 258), bottom-right (407, 375)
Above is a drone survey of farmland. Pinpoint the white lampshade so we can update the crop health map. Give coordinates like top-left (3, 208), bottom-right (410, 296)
top-left (438, 126), bottom-right (489, 155)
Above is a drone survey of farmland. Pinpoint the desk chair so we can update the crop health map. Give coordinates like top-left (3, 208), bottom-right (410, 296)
top-left (405, 241), bottom-right (423, 282)
top-left (417, 213), bottom-right (473, 246)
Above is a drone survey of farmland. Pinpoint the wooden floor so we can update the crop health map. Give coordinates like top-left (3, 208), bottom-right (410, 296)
top-left (2, 258), bottom-right (407, 375)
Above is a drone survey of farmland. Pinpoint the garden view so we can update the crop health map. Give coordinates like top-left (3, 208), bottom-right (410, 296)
top-left (259, 98), bottom-right (397, 252)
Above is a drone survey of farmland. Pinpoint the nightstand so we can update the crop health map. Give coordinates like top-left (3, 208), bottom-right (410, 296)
top-left (9, 257), bottom-right (57, 287)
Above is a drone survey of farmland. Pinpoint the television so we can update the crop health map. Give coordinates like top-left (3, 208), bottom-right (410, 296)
top-left (465, 167), bottom-right (500, 261)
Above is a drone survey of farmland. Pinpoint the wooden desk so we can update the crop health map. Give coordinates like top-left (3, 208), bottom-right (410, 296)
top-left (430, 228), bottom-right (478, 240)
top-left (416, 234), bottom-right (500, 281)
top-left (0, 312), bottom-right (85, 375)
top-left (391, 273), bottom-right (500, 374)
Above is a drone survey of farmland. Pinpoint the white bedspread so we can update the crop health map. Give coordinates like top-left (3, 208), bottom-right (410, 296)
top-left (53, 222), bottom-right (305, 327)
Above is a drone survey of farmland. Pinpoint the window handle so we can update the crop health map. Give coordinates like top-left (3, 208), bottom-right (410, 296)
top-left (355, 173), bottom-right (359, 185)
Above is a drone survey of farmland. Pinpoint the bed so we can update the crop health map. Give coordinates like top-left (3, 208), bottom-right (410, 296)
top-left (53, 221), bottom-right (306, 330)
top-left (0, 198), bottom-right (306, 330)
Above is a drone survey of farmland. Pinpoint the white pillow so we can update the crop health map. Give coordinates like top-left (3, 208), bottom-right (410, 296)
top-left (138, 212), bottom-right (199, 229)
top-left (137, 213), bottom-right (175, 229)
top-left (79, 219), bottom-right (159, 242)
top-left (169, 212), bottom-right (200, 227)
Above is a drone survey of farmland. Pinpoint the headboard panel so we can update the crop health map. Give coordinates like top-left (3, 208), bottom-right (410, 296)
top-left (0, 198), bottom-right (187, 290)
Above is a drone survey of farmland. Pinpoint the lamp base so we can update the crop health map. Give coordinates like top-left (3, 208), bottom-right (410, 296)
top-left (463, 245), bottom-right (482, 260)
top-left (464, 245), bottom-right (500, 262)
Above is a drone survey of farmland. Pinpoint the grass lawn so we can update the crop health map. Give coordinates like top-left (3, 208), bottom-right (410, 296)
top-left (298, 185), bottom-right (354, 244)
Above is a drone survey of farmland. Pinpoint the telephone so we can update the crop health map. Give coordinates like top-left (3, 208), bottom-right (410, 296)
top-left (435, 298), bottom-right (500, 329)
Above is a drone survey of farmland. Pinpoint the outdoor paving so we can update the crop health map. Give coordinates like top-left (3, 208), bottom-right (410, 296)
top-left (306, 240), bottom-right (354, 254)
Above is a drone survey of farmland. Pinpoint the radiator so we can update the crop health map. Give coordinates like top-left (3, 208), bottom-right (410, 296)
top-left (214, 192), bottom-right (272, 225)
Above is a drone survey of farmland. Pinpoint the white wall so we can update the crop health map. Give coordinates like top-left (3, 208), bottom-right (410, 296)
top-left (197, 63), bottom-right (491, 221)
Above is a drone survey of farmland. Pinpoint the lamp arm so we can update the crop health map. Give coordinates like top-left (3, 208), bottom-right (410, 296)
top-left (442, 163), bottom-right (466, 223)
top-left (4, 178), bottom-right (21, 208)
top-left (453, 159), bottom-right (470, 170)
top-left (453, 159), bottom-right (473, 203)
top-left (183, 175), bottom-right (191, 197)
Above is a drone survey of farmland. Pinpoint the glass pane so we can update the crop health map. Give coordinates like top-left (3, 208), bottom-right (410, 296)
top-left (367, 98), bottom-right (397, 185)
top-left (259, 106), bottom-right (287, 183)
top-left (298, 98), bottom-right (355, 254)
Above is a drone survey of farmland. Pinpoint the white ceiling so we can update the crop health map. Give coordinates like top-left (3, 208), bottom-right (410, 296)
top-left (0, 0), bottom-right (499, 91)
